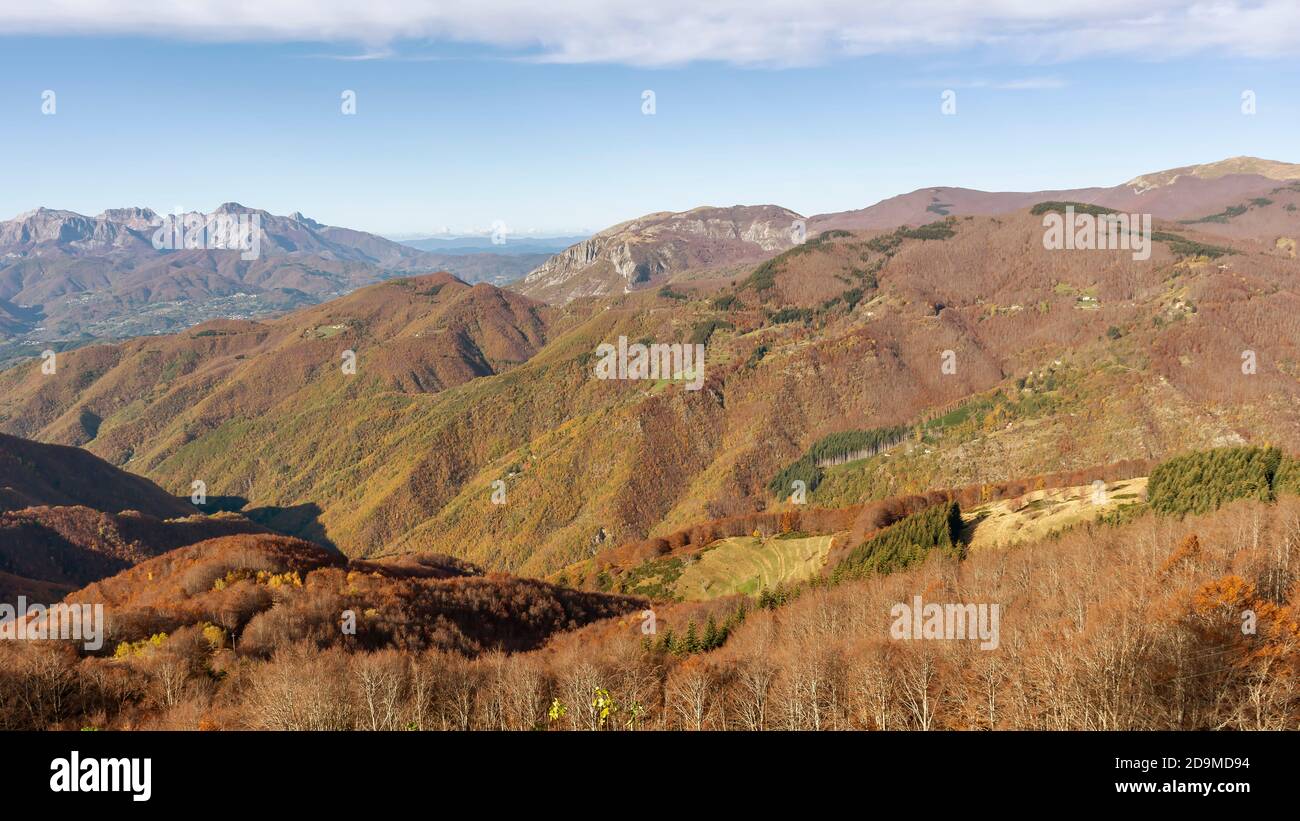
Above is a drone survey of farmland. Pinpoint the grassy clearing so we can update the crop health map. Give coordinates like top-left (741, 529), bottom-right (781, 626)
top-left (965, 477), bottom-right (1148, 550)
top-left (674, 533), bottom-right (840, 601)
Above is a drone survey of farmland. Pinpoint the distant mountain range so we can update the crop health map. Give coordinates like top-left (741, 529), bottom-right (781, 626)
top-left (514, 156), bottom-right (1300, 304)
top-left (5, 158), bottom-right (1295, 360)
top-left (0, 205), bottom-right (547, 362)
top-left (4, 158), bottom-right (1298, 577)
top-left (4, 156), bottom-right (1298, 734)
top-left (810, 156), bottom-right (1300, 232)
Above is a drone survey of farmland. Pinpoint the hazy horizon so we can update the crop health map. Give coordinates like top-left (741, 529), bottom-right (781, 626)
top-left (2, 2), bottom-right (1297, 236)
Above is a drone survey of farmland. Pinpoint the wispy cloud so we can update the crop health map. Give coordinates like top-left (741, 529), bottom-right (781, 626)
top-left (306, 48), bottom-right (396, 61)
top-left (995, 77), bottom-right (1067, 90)
top-left (925, 76), bottom-right (1068, 90)
top-left (1, 1), bottom-right (1297, 66)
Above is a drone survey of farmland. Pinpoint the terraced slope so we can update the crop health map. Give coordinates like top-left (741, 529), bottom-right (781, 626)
top-left (673, 533), bottom-right (841, 600)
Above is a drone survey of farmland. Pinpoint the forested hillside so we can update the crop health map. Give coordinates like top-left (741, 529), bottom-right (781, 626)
top-left (4, 200), bottom-right (1298, 578)
top-left (5, 470), bottom-right (1296, 731)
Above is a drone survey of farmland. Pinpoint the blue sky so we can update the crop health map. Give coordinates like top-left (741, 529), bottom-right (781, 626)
top-left (1, 4), bottom-right (1297, 236)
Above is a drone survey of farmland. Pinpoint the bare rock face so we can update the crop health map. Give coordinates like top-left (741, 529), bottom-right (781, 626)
top-left (0, 208), bottom-right (154, 255)
top-left (0, 204), bottom-right (436, 265)
top-left (96, 207), bottom-right (161, 230)
top-left (517, 204), bottom-right (805, 304)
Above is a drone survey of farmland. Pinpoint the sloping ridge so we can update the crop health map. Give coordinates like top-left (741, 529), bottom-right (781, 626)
top-left (0, 433), bottom-right (270, 603)
top-left (51, 533), bottom-right (646, 658)
top-left (0, 432), bottom-right (192, 517)
top-left (810, 156), bottom-right (1300, 231)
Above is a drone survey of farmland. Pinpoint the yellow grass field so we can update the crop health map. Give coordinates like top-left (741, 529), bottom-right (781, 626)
top-left (674, 532), bottom-right (842, 601)
top-left (964, 477), bottom-right (1148, 550)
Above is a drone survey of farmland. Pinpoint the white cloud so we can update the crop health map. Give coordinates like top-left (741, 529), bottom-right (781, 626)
top-left (928, 76), bottom-right (1068, 90)
top-left (994, 77), bottom-right (1067, 90)
top-left (1, 1), bottom-right (1297, 66)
